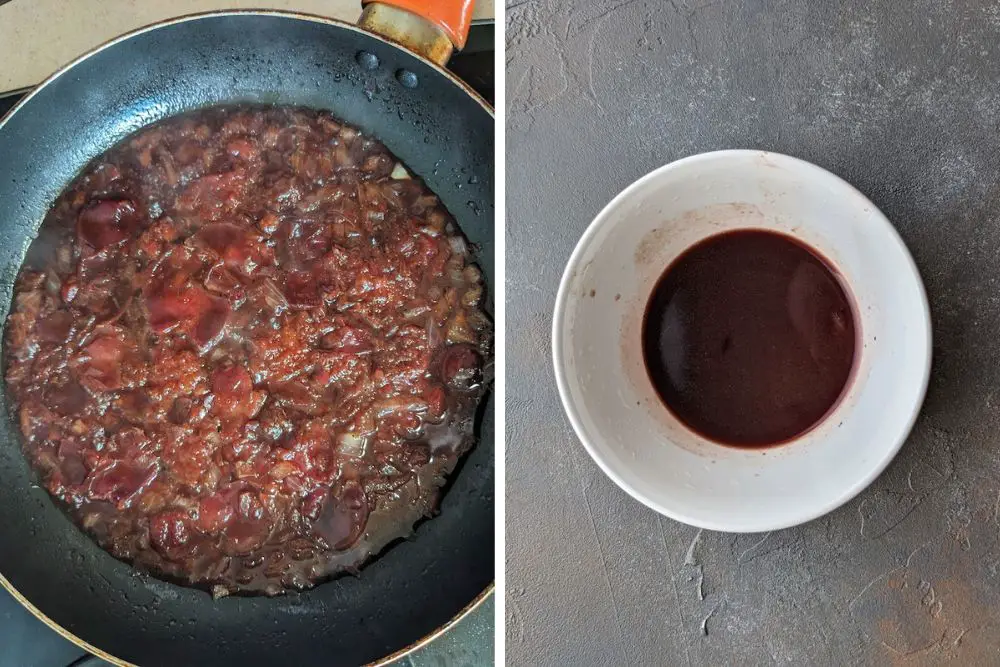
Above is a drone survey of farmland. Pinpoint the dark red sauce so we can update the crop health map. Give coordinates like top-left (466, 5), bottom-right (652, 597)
top-left (641, 229), bottom-right (856, 447)
top-left (4, 106), bottom-right (491, 596)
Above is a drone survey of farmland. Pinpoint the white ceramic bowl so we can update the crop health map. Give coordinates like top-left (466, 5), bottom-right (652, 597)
top-left (552, 150), bottom-right (932, 532)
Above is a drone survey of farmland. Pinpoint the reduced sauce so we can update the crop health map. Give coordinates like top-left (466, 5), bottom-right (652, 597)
top-left (642, 229), bottom-right (856, 447)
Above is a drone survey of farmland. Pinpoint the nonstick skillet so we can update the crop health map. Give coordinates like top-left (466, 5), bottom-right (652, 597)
top-left (0, 4), bottom-right (493, 666)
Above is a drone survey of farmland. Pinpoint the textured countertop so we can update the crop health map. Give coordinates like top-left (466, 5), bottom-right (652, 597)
top-left (506, 1), bottom-right (1000, 664)
top-left (0, 0), bottom-right (494, 92)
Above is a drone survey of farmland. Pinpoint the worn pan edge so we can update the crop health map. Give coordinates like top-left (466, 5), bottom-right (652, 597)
top-left (1, 570), bottom-right (494, 667)
top-left (0, 8), bottom-right (495, 667)
top-left (0, 8), bottom-right (495, 132)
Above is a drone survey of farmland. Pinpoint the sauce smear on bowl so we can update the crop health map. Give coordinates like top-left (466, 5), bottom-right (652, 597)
top-left (641, 229), bottom-right (856, 447)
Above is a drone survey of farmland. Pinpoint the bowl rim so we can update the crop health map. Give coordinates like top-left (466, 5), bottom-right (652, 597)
top-left (551, 149), bottom-right (933, 533)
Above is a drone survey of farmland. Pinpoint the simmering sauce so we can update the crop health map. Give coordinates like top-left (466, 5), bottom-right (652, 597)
top-left (5, 106), bottom-right (491, 596)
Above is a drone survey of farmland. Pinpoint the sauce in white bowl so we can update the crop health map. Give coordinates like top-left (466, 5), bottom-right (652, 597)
top-left (553, 150), bottom-right (931, 532)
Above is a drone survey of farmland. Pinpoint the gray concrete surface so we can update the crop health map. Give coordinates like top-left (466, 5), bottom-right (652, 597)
top-left (506, 1), bottom-right (1000, 664)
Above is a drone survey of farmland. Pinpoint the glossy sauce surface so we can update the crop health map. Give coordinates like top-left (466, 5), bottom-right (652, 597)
top-left (642, 229), bottom-right (856, 446)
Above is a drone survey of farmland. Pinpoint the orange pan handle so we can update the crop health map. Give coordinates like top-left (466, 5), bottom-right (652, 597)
top-left (359, 0), bottom-right (474, 66)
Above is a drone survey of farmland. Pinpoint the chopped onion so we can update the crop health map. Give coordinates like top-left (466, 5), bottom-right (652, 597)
top-left (462, 286), bottom-right (483, 308)
top-left (403, 304), bottom-right (431, 320)
top-left (55, 245), bottom-right (73, 273)
top-left (426, 315), bottom-right (443, 350)
top-left (448, 260), bottom-right (466, 283)
top-left (235, 461), bottom-right (255, 479)
top-left (96, 294), bottom-right (133, 327)
top-left (358, 411), bottom-right (376, 437)
top-left (44, 269), bottom-right (63, 295)
top-left (376, 397), bottom-right (429, 418)
top-left (337, 432), bottom-right (369, 459)
top-left (334, 143), bottom-right (352, 167)
top-left (427, 210), bottom-right (447, 232)
top-left (258, 278), bottom-right (288, 312)
top-left (391, 163), bottom-right (411, 180)
top-left (448, 236), bottom-right (468, 257)
top-left (159, 151), bottom-right (179, 187)
top-left (258, 212), bottom-right (280, 235)
top-left (466, 309), bottom-right (491, 331)
top-left (463, 265), bottom-right (482, 283)
top-left (269, 462), bottom-right (299, 480)
top-left (413, 194), bottom-right (438, 211)
top-left (204, 264), bottom-right (240, 296)
top-left (362, 154), bottom-right (386, 173)
top-left (202, 464), bottom-right (222, 492)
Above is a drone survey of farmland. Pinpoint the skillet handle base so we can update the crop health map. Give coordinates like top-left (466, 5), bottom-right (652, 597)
top-left (359, 0), bottom-right (473, 66)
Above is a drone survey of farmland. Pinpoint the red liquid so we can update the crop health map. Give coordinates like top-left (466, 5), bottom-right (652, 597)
top-left (641, 229), bottom-right (857, 447)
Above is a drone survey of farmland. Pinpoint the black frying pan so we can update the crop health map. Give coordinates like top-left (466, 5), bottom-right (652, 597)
top-left (0, 8), bottom-right (493, 667)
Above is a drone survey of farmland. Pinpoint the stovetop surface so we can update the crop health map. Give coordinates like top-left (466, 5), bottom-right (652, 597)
top-left (0, 21), bottom-right (493, 667)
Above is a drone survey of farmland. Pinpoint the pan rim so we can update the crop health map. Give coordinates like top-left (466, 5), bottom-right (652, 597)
top-left (0, 8), bottom-right (494, 667)
top-left (0, 9), bottom-right (494, 130)
top-left (0, 571), bottom-right (494, 667)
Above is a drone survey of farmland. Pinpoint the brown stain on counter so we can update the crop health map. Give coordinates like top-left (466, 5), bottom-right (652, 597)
top-left (854, 540), bottom-right (1000, 666)
top-left (878, 577), bottom-right (998, 666)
